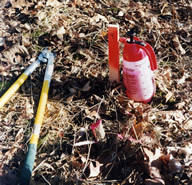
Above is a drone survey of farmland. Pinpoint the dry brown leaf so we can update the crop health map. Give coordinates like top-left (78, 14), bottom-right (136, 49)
top-left (144, 148), bottom-right (162, 164)
top-left (160, 154), bottom-right (170, 166)
top-left (89, 161), bottom-right (103, 178)
top-left (86, 110), bottom-right (100, 120)
top-left (173, 35), bottom-right (186, 55)
top-left (90, 14), bottom-right (108, 24)
top-left (72, 160), bottom-right (84, 168)
top-left (71, 155), bottom-right (85, 168)
top-left (3, 44), bottom-right (28, 64)
top-left (79, 33), bottom-right (85, 38)
top-left (20, 98), bottom-right (34, 119)
top-left (73, 0), bottom-right (82, 6)
top-left (178, 72), bottom-right (190, 84)
top-left (73, 141), bottom-right (95, 147)
top-left (35, 1), bottom-right (44, 9)
top-left (143, 148), bottom-right (164, 184)
top-left (81, 155), bottom-right (86, 164)
top-left (151, 17), bottom-right (161, 29)
top-left (26, 100), bottom-right (34, 118)
top-left (167, 143), bottom-right (192, 164)
top-left (71, 65), bottom-right (80, 74)
top-left (168, 154), bottom-right (183, 175)
top-left (118, 11), bottom-right (124, 17)
top-left (46, 0), bottom-right (62, 7)
top-left (0, 37), bottom-right (5, 46)
top-left (66, 95), bottom-right (74, 103)
top-left (80, 81), bottom-right (91, 92)
top-left (130, 121), bottom-right (144, 138)
top-left (157, 110), bottom-right (185, 124)
top-left (163, 66), bottom-right (172, 81)
top-left (5, 147), bottom-right (18, 161)
top-left (160, 2), bottom-right (168, 14)
top-left (37, 11), bottom-right (47, 22)
top-left (175, 102), bottom-right (185, 109)
top-left (0, 65), bottom-right (11, 72)
top-left (184, 120), bottom-right (192, 130)
top-left (11, 0), bottom-right (31, 9)
top-left (165, 91), bottom-right (173, 102)
top-left (156, 73), bottom-right (169, 93)
top-left (119, 142), bottom-right (141, 159)
top-left (22, 35), bottom-right (31, 47)
top-left (160, 153), bottom-right (183, 175)
top-left (56, 26), bottom-right (66, 40)
top-left (135, 9), bottom-right (145, 18)
top-left (140, 133), bottom-right (158, 146)
top-left (100, 30), bottom-right (108, 37)
top-left (15, 128), bottom-right (24, 143)
top-left (39, 162), bottom-right (55, 171)
top-left (145, 178), bottom-right (165, 185)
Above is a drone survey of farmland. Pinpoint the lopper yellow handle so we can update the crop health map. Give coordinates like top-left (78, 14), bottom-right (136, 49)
top-left (0, 58), bottom-right (42, 109)
top-left (0, 73), bottom-right (28, 109)
top-left (29, 80), bottom-right (49, 145)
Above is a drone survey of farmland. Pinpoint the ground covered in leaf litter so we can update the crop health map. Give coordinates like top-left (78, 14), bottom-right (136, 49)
top-left (0, 0), bottom-right (192, 184)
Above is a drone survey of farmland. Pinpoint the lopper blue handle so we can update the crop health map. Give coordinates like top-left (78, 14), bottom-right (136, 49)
top-left (19, 144), bottom-right (37, 185)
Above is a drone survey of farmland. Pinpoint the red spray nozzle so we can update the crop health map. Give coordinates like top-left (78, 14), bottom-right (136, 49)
top-left (119, 37), bottom-right (127, 43)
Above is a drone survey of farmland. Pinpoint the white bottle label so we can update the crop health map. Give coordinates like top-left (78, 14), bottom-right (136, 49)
top-left (123, 56), bottom-right (154, 101)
